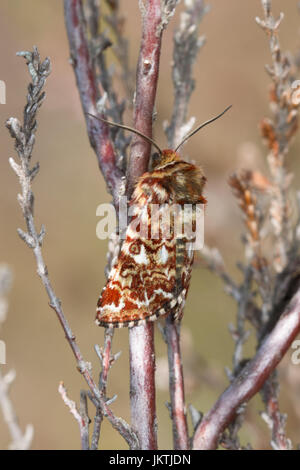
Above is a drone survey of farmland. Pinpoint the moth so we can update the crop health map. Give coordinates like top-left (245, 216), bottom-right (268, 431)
top-left (88, 106), bottom-right (231, 328)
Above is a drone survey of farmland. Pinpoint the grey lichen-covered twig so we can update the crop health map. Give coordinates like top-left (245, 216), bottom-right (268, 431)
top-left (7, 47), bottom-right (139, 450)
top-left (162, 0), bottom-right (208, 450)
top-left (165, 0), bottom-right (209, 150)
top-left (90, 329), bottom-right (121, 450)
top-left (58, 383), bottom-right (90, 450)
top-left (65, 0), bottom-right (132, 447)
top-left (0, 265), bottom-right (34, 450)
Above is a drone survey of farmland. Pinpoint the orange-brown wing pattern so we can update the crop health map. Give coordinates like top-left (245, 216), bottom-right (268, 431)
top-left (96, 151), bottom-right (206, 328)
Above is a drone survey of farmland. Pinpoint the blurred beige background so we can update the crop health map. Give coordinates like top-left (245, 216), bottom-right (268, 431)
top-left (0, 0), bottom-right (300, 450)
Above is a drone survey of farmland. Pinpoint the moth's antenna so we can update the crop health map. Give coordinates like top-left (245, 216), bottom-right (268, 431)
top-left (86, 113), bottom-right (163, 156)
top-left (174, 105), bottom-right (232, 152)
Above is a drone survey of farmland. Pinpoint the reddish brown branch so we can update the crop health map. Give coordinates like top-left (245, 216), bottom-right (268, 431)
top-left (126, 0), bottom-right (163, 196)
top-left (193, 287), bottom-right (300, 449)
top-left (165, 318), bottom-right (189, 449)
top-left (129, 323), bottom-right (157, 449)
top-left (128, 0), bottom-right (164, 450)
top-left (64, 0), bottom-right (123, 204)
top-left (166, 0), bottom-right (207, 149)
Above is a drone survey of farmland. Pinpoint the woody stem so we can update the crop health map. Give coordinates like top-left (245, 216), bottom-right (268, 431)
top-left (127, 0), bottom-right (164, 450)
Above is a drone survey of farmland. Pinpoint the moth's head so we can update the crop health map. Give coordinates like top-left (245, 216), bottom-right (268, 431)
top-left (150, 149), bottom-right (181, 170)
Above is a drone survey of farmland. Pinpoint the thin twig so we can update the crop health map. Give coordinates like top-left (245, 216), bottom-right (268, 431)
top-left (58, 383), bottom-right (90, 450)
top-left (90, 328), bottom-right (120, 450)
top-left (165, 0), bottom-right (208, 150)
top-left (7, 47), bottom-right (139, 450)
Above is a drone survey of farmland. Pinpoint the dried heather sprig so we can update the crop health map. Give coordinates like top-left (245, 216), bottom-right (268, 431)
top-left (256, 1), bottom-right (300, 271)
top-left (229, 170), bottom-right (261, 257)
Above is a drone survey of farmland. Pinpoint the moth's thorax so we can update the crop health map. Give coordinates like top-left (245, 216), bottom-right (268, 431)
top-left (152, 149), bottom-right (181, 170)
